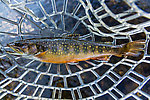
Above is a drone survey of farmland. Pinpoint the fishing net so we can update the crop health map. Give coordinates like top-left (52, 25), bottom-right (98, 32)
top-left (0, 0), bottom-right (150, 99)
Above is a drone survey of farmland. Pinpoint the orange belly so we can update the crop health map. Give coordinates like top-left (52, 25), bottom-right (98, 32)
top-left (39, 56), bottom-right (92, 63)
top-left (35, 51), bottom-right (111, 63)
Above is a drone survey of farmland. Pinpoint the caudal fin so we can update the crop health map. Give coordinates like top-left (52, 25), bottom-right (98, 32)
top-left (121, 40), bottom-right (145, 57)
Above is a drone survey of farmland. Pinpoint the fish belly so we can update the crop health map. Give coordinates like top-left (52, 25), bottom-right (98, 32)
top-left (35, 50), bottom-right (111, 63)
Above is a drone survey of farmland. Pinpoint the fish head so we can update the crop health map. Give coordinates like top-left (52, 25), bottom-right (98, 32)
top-left (7, 42), bottom-right (38, 55)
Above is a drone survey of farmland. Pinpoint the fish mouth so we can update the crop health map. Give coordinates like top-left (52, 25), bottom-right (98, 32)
top-left (7, 44), bottom-right (24, 55)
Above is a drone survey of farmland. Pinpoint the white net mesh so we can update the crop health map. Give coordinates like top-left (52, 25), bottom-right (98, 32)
top-left (0, 0), bottom-right (150, 99)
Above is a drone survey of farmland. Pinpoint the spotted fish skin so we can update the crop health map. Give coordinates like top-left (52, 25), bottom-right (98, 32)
top-left (26, 39), bottom-right (118, 61)
top-left (8, 38), bottom-right (145, 63)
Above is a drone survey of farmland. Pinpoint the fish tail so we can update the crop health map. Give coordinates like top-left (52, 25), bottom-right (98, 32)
top-left (120, 40), bottom-right (145, 57)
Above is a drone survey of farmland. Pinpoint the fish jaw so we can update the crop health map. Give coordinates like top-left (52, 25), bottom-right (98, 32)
top-left (7, 44), bottom-right (24, 55)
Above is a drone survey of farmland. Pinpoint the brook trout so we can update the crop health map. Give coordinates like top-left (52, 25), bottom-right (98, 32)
top-left (7, 38), bottom-right (145, 64)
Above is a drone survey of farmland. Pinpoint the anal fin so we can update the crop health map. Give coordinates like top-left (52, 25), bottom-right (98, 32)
top-left (91, 55), bottom-right (111, 62)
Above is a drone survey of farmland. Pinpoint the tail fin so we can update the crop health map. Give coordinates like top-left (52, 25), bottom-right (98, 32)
top-left (121, 40), bottom-right (145, 57)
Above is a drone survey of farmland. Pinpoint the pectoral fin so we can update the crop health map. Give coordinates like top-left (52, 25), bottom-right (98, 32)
top-left (35, 50), bottom-right (48, 59)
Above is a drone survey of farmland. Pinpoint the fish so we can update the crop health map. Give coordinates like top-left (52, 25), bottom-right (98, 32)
top-left (7, 37), bottom-right (145, 64)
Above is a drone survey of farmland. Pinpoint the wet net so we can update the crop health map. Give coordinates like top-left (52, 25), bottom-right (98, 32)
top-left (0, 0), bottom-right (150, 99)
